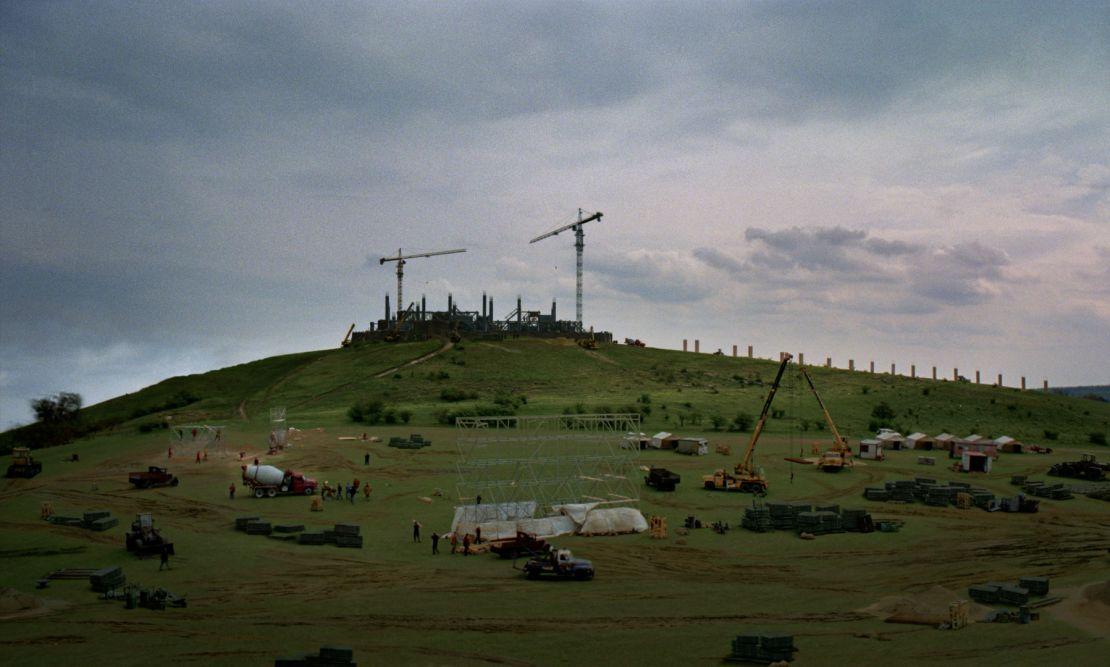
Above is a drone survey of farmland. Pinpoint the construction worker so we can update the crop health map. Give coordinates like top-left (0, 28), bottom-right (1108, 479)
top-left (450, 532), bottom-right (457, 554)
top-left (363, 483), bottom-right (371, 501)
top-left (412, 520), bottom-right (421, 543)
top-left (431, 532), bottom-right (440, 555)
top-left (228, 483), bottom-right (235, 500)
top-left (462, 533), bottom-right (471, 556)
top-left (159, 546), bottom-right (170, 571)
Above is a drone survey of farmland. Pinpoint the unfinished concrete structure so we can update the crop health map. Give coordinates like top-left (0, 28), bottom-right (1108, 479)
top-left (350, 293), bottom-right (612, 344)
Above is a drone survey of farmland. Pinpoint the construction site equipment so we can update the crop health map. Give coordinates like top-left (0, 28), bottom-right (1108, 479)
top-left (645, 467), bottom-right (681, 491)
top-left (798, 364), bottom-right (853, 472)
top-left (726, 633), bottom-right (797, 664)
top-left (522, 547), bottom-right (594, 580)
top-left (7, 447), bottom-right (43, 478)
top-left (125, 513), bottom-right (174, 558)
top-left (490, 531), bottom-right (548, 559)
top-left (340, 323), bottom-right (355, 347)
top-left (624, 338), bottom-right (646, 347)
top-left (1048, 452), bottom-right (1109, 481)
top-left (529, 209), bottom-right (603, 330)
top-left (379, 247), bottom-right (466, 328)
top-left (703, 353), bottom-right (792, 494)
top-left (128, 466), bottom-right (179, 489)
top-left (388, 433), bottom-right (431, 449)
top-left (242, 464), bottom-right (318, 498)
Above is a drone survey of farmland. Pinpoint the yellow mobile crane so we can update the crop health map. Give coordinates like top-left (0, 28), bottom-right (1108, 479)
top-left (703, 352), bottom-right (793, 495)
top-left (798, 364), bottom-right (853, 472)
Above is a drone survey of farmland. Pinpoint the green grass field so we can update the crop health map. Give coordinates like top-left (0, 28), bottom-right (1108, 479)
top-left (1, 340), bottom-right (1108, 665)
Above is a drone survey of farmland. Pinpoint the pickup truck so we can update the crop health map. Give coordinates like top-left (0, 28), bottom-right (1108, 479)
top-left (522, 548), bottom-right (594, 580)
top-left (129, 467), bottom-right (179, 489)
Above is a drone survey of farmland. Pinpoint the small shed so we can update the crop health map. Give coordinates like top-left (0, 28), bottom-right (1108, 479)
top-left (622, 432), bottom-right (650, 450)
top-left (907, 432), bottom-right (935, 450)
top-left (953, 436), bottom-right (999, 459)
top-left (994, 436), bottom-right (1024, 454)
top-left (859, 439), bottom-right (884, 460)
top-left (876, 430), bottom-right (905, 450)
top-left (960, 451), bottom-right (993, 473)
top-left (650, 432), bottom-right (676, 450)
top-left (675, 437), bottom-right (709, 456)
top-left (934, 433), bottom-right (958, 452)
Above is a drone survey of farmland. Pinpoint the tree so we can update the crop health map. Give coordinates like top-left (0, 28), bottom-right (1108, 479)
top-left (32, 392), bottom-right (82, 423)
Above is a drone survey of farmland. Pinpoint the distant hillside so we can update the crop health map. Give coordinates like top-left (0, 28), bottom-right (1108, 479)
top-left (4, 339), bottom-right (1109, 451)
top-left (1051, 386), bottom-right (1110, 402)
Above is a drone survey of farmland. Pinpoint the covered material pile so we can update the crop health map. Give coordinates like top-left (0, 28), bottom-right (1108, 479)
top-left (725, 633), bottom-right (796, 664)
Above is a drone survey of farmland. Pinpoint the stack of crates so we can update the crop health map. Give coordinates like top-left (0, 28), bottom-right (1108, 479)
top-left (244, 520), bottom-right (273, 535)
top-left (997, 585), bottom-right (1030, 606)
top-left (235, 516), bottom-right (262, 531)
top-left (727, 634), bottom-right (795, 664)
top-left (840, 508), bottom-right (873, 532)
top-left (767, 501), bottom-right (811, 530)
top-left (863, 487), bottom-right (891, 501)
top-left (795, 511), bottom-right (842, 535)
top-left (741, 506), bottom-right (772, 533)
top-left (297, 532), bottom-right (327, 545)
top-left (275, 645), bottom-right (356, 666)
top-left (81, 511), bottom-right (118, 532)
top-left (1020, 576), bottom-right (1049, 596)
top-left (89, 566), bottom-right (126, 593)
top-left (334, 523), bottom-right (363, 548)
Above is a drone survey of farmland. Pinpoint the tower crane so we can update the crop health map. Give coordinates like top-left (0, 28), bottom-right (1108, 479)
top-left (529, 209), bottom-right (603, 331)
top-left (378, 248), bottom-right (466, 319)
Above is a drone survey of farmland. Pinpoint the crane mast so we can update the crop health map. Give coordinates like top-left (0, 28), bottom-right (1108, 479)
top-left (738, 353), bottom-right (793, 475)
top-left (378, 248), bottom-right (466, 320)
top-left (530, 209), bottom-right (603, 331)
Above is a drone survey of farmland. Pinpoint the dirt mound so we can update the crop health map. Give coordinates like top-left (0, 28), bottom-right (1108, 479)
top-left (861, 585), bottom-right (992, 623)
top-left (1051, 580), bottom-right (1110, 636)
top-left (0, 588), bottom-right (41, 614)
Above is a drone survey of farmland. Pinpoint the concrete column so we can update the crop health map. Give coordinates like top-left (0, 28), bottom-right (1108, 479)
top-left (998, 373), bottom-right (1003, 387)
top-left (975, 370), bottom-right (980, 384)
top-left (826, 357), bottom-right (832, 368)
top-left (747, 345), bottom-right (753, 358)
top-left (849, 359), bottom-right (855, 371)
top-left (953, 368), bottom-right (958, 381)
top-left (869, 361), bottom-right (875, 373)
top-left (732, 345), bottom-right (737, 357)
top-left (1043, 380), bottom-right (1049, 391)
top-left (799, 353), bottom-right (805, 365)
top-left (932, 366), bottom-right (937, 380)
top-left (694, 339), bottom-right (700, 354)
top-left (683, 339), bottom-right (688, 352)
top-left (1021, 376), bottom-right (1026, 390)
top-left (891, 363), bottom-right (896, 375)
top-left (911, 364), bottom-right (916, 379)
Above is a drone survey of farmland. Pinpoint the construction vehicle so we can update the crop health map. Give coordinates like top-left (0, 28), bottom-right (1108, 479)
top-left (522, 547), bottom-right (594, 580)
top-left (645, 467), bottom-right (681, 491)
top-left (241, 464), bottom-right (318, 498)
top-left (798, 365), bottom-right (853, 472)
top-left (1048, 453), bottom-right (1110, 482)
top-left (703, 353), bottom-right (793, 495)
top-left (125, 513), bottom-right (174, 558)
top-left (6, 447), bottom-right (43, 478)
top-left (128, 466), bottom-right (179, 489)
top-left (490, 531), bottom-right (548, 559)
top-left (340, 323), bottom-right (356, 347)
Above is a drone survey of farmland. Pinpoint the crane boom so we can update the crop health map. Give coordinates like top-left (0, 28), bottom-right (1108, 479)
top-left (377, 247), bottom-right (466, 319)
top-left (798, 364), bottom-right (848, 450)
top-left (738, 353), bottom-right (793, 475)
top-left (528, 211), bottom-right (602, 244)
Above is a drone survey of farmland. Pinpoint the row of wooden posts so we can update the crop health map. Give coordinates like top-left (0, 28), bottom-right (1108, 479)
top-left (680, 339), bottom-right (1047, 391)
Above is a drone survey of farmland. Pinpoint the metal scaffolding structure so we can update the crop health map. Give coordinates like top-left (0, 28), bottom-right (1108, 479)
top-left (455, 414), bottom-right (641, 516)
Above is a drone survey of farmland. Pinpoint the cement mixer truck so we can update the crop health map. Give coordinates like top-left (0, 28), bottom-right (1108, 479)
top-left (241, 464), bottom-right (318, 498)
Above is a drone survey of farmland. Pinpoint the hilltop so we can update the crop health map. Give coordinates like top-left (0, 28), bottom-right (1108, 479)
top-left (5, 338), bottom-right (1108, 452)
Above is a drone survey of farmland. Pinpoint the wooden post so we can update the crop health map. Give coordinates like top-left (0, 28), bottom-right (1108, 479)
top-left (997, 373), bottom-right (1002, 387)
top-left (954, 368), bottom-right (959, 381)
top-left (933, 366), bottom-right (937, 380)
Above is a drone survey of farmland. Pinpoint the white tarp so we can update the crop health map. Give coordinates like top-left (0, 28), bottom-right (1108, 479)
top-left (552, 502), bottom-right (598, 525)
top-left (577, 507), bottom-right (649, 535)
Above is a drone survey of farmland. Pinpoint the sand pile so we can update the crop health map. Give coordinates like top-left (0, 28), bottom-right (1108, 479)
top-left (0, 588), bottom-right (43, 615)
top-left (861, 585), bottom-right (992, 623)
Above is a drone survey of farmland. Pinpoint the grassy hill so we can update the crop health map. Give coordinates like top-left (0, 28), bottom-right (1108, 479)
top-left (6, 338), bottom-right (1109, 452)
top-left (1, 337), bottom-right (1108, 666)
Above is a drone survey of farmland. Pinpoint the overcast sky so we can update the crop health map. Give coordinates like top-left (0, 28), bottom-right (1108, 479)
top-left (2, 1), bottom-right (1108, 429)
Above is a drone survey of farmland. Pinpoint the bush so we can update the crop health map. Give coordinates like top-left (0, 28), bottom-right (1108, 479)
top-left (348, 399), bottom-right (384, 424)
top-left (871, 402), bottom-right (896, 421)
top-left (730, 412), bottom-right (753, 432)
top-left (440, 388), bottom-right (477, 402)
top-left (1043, 430), bottom-right (1059, 441)
top-left (1090, 432), bottom-right (1107, 446)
